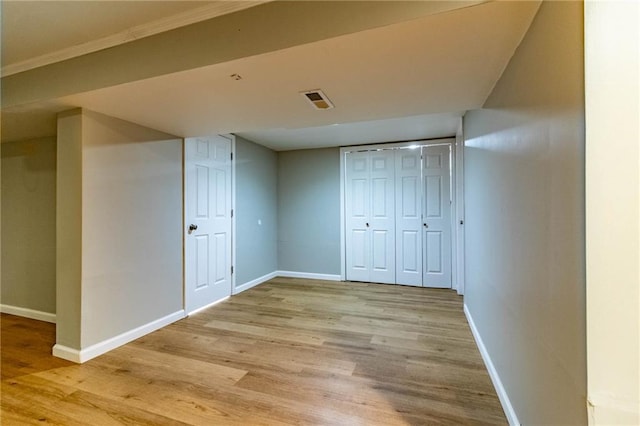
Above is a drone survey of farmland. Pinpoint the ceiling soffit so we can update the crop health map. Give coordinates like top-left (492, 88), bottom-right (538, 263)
top-left (1, 1), bottom-right (486, 108)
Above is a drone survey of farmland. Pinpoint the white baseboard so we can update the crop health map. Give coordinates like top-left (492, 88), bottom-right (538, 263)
top-left (233, 271), bottom-right (278, 295)
top-left (464, 304), bottom-right (519, 426)
top-left (53, 310), bottom-right (185, 364)
top-left (52, 344), bottom-right (80, 362)
top-left (231, 270), bottom-right (342, 295)
top-left (1, 304), bottom-right (56, 323)
top-left (276, 270), bottom-right (342, 281)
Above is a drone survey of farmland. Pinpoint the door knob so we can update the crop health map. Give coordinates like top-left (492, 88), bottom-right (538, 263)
top-left (366, 223), bottom-right (370, 227)
top-left (423, 223), bottom-right (428, 228)
top-left (188, 224), bottom-right (198, 234)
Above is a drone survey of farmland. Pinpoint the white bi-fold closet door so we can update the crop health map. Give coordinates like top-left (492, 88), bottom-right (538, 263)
top-left (345, 144), bottom-right (452, 288)
top-left (345, 149), bottom-right (396, 284)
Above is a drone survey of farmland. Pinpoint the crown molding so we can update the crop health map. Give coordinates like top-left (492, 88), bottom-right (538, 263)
top-left (2, 1), bottom-right (268, 77)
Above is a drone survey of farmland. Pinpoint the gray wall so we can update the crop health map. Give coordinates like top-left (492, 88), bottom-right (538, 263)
top-left (277, 148), bottom-right (340, 275)
top-left (57, 111), bottom-right (83, 347)
top-left (235, 136), bottom-right (278, 286)
top-left (463, 2), bottom-right (585, 424)
top-left (57, 109), bottom-right (183, 350)
top-left (1, 137), bottom-right (57, 314)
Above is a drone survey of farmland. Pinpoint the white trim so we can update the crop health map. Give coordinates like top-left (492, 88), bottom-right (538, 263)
top-left (464, 304), bottom-right (519, 426)
top-left (229, 134), bottom-right (237, 295)
top-left (340, 147), bottom-right (346, 281)
top-left (188, 297), bottom-right (229, 316)
top-left (182, 137), bottom-right (187, 312)
top-left (1, 1), bottom-right (268, 77)
top-left (276, 271), bottom-right (341, 281)
top-left (53, 310), bottom-right (185, 364)
top-left (455, 120), bottom-right (466, 295)
top-left (234, 271), bottom-right (277, 295)
top-left (450, 140), bottom-right (458, 292)
top-left (0, 304), bottom-right (56, 323)
top-left (52, 344), bottom-right (81, 363)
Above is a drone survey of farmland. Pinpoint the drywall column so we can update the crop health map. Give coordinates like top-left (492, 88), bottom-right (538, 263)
top-left (585, 1), bottom-right (640, 423)
top-left (55, 109), bottom-right (183, 362)
top-left (56, 110), bottom-right (83, 349)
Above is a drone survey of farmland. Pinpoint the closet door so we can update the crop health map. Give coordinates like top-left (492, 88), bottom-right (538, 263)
top-left (395, 149), bottom-right (422, 286)
top-left (345, 150), bottom-right (396, 284)
top-left (422, 145), bottom-right (452, 288)
top-left (369, 150), bottom-right (396, 284)
top-left (345, 151), bottom-right (371, 282)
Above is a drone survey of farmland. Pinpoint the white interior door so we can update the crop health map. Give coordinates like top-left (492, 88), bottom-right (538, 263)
top-left (422, 145), bottom-right (452, 288)
top-left (395, 148), bottom-right (422, 286)
top-left (185, 136), bottom-right (232, 314)
top-left (369, 150), bottom-right (396, 284)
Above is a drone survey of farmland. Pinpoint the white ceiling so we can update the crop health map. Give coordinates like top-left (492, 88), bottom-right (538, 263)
top-left (1, 1), bottom-right (541, 151)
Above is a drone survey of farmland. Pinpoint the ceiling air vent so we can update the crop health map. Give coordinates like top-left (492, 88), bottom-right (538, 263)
top-left (301, 89), bottom-right (334, 110)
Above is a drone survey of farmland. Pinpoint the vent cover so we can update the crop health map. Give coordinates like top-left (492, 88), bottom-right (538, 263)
top-left (300, 89), bottom-right (334, 110)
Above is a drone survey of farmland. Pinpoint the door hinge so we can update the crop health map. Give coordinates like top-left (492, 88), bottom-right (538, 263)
top-left (230, 152), bottom-right (233, 161)
top-left (231, 209), bottom-right (234, 218)
top-left (231, 266), bottom-right (234, 275)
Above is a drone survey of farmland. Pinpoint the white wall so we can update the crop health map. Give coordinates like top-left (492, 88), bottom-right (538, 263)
top-left (56, 109), bottom-right (183, 357)
top-left (463, 2), bottom-right (586, 424)
top-left (585, 1), bottom-right (640, 423)
top-left (1, 137), bottom-right (57, 318)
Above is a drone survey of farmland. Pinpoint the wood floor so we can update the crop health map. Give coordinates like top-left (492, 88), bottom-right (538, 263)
top-left (1, 278), bottom-right (506, 425)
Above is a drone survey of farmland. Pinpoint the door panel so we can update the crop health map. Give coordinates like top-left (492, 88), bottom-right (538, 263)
top-left (425, 176), bottom-right (443, 218)
top-left (350, 229), bottom-right (368, 271)
top-left (422, 145), bottom-right (452, 288)
top-left (345, 150), bottom-right (395, 284)
top-left (196, 166), bottom-right (209, 217)
top-left (426, 231), bottom-right (443, 272)
top-left (345, 151), bottom-right (371, 282)
top-left (395, 149), bottom-right (422, 286)
top-left (372, 178), bottom-right (389, 217)
top-left (185, 135), bottom-right (232, 314)
top-left (369, 150), bottom-right (395, 284)
top-left (372, 229), bottom-right (390, 271)
top-left (352, 179), bottom-right (368, 218)
top-left (195, 235), bottom-right (209, 289)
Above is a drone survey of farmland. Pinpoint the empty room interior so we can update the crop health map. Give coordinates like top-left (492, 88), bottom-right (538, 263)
top-left (1, 1), bottom-right (638, 425)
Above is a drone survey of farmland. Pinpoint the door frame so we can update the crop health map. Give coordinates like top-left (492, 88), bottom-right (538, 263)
top-left (339, 136), bottom-right (465, 293)
top-left (182, 134), bottom-right (237, 314)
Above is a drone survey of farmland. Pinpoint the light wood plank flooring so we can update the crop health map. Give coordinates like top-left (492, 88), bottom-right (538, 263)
top-left (1, 278), bottom-right (506, 425)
